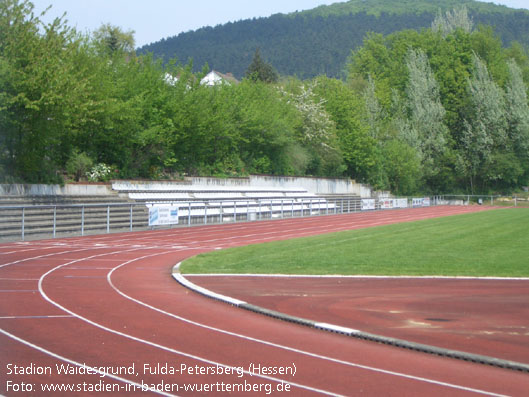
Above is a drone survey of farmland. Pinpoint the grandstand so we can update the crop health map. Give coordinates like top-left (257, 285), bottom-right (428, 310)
top-left (112, 181), bottom-right (344, 224)
top-left (0, 177), bottom-right (365, 241)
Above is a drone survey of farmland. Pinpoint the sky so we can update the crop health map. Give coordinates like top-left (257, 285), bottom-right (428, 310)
top-left (29, 0), bottom-right (529, 48)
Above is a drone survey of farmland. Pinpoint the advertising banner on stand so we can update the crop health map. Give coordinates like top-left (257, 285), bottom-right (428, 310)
top-left (361, 199), bottom-right (376, 211)
top-left (412, 198), bottom-right (424, 207)
top-left (381, 198), bottom-right (409, 209)
top-left (393, 198), bottom-right (408, 209)
top-left (412, 197), bottom-right (431, 208)
top-left (148, 205), bottom-right (179, 226)
top-left (380, 199), bottom-right (393, 210)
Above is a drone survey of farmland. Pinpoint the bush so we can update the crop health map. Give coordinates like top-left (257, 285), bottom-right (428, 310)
top-left (86, 163), bottom-right (114, 182)
top-left (66, 151), bottom-right (94, 181)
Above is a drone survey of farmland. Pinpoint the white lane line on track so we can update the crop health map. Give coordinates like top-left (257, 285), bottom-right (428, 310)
top-left (36, 249), bottom-right (345, 397)
top-left (0, 328), bottom-right (179, 397)
top-left (109, 260), bottom-right (507, 397)
top-left (0, 246), bottom-right (58, 255)
top-left (0, 278), bottom-right (39, 280)
top-left (0, 248), bottom-right (92, 269)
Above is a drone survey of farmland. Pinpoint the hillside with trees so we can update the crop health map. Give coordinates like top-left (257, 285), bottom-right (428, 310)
top-left (2, 0), bottom-right (529, 196)
top-left (138, 0), bottom-right (529, 79)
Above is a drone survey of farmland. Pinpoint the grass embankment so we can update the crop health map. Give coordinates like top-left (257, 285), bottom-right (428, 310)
top-left (181, 209), bottom-right (529, 277)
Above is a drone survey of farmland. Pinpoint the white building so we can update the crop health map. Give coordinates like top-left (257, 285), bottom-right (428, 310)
top-left (200, 71), bottom-right (239, 86)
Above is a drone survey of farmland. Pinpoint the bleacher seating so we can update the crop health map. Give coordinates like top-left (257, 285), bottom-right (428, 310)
top-left (112, 182), bottom-right (337, 224)
top-left (0, 194), bottom-right (148, 241)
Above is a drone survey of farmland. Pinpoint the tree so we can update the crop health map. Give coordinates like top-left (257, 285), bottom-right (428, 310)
top-left (403, 48), bottom-right (448, 186)
top-left (458, 53), bottom-right (507, 192)
top-left (93, 23), bottom-right (135, 56)
top-left (280, 79), bottom-right (344, 176)
top-left (431, 6), bottom-right (474, 37)
top-left (505, 60), bottom-right (529, 156)
top-left (313, 76), bottom-right (377, 182)
top-left (245, 48), bottom-right (278, 83)
top-left (504, 59), bottom-right (529, 186)
top-left (363, 75), bottom-right (384, 140)
top-left (0, 0), bottom-right (91, 182)
top-left (382, 139), bottom-right (422, 196)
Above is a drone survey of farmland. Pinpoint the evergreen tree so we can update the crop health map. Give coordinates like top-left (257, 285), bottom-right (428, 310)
top-left (93, 23), bottom-right (136, 56)
top-left (245, 48), bottom-right (278, 83)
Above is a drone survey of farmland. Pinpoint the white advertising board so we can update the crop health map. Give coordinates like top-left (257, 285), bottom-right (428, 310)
top-left (393, 198), bottom-right (408, 209)
top-left (381, 198), bottom-right (408, 209)
top-left (148, 205), bottom-right (179, 226)
top-left (412, 197), bottom-right (430, 208)
top-left (412, 198), bottom-right (424, 207)
top-left (361, 199), bottom-right (376, 211)
top-left (380, 199), bottom-right (393, 210)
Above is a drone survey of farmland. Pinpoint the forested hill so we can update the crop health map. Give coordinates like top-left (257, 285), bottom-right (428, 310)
top-left (138, 0), bottom-right (529, 79)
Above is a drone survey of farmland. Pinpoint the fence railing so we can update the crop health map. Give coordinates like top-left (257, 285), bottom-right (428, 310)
top-left (0, 194), bottom-right (523, 242)
top-left (435, 194), bottom-right (528, 207)
top-left (0, 198), bottom-right (370, 242)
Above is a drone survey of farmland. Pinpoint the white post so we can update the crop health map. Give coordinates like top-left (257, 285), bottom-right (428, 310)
top-left (53, 206), bottom-right (57, 238)
top-left (21, 207), bottom-right (25, 241)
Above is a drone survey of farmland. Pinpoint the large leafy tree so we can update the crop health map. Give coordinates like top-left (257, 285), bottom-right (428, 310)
top-left (280, 79), bottom-right (344, 176)
top-left (312, 76), bottom-right (377, 182)
top-left (503, 59), bottom-right (529, 187)
top-left (403, 48), bottom-right (448, 187)
top-left (431, 6), bottom-right (474, 37)
top-left (458, 53), bottom-right (507, 193)
top-left (0, 0), bottom-right (93, 182)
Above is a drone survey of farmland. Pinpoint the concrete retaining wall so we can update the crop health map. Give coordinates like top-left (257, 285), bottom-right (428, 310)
top-left (2, 176), bottom-right (374, 198)
top-left (113, 176), bottom-right (373, 197)
top-left (0, 184), bottom-right (114, 196)
top-left (248, 176), bottom-right (372, 197)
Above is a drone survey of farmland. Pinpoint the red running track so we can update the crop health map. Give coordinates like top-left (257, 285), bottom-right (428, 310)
top-left (1, 206), bottom-right (528, 396)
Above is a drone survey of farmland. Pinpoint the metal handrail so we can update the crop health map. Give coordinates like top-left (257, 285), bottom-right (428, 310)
top-left (1, 195), bottom-right (456, 242)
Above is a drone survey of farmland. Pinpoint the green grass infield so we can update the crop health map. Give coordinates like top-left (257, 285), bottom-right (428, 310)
top-left (180, 208), bottom-right (529, 277)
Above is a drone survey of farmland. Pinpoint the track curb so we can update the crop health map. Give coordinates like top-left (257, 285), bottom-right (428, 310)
top-left (172, 263), bottom-right (529, 373)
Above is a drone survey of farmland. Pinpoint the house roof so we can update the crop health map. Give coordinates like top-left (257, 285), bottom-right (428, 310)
top-left (200, 70), bottom-right (239, 86)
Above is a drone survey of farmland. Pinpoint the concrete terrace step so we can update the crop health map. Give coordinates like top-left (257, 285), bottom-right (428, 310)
top-left (0, 195), bottom-right (131, 205)
top-left (0, 197), bottom-right (149, 241)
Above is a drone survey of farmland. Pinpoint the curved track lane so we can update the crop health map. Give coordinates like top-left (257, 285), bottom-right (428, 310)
top-left (1, 206), bottom-right (528, 396)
